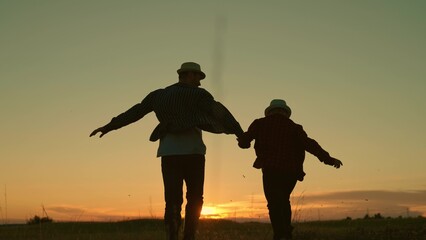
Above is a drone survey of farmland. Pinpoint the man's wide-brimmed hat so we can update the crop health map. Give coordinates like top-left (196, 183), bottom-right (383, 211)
top-left (265, 99), bottom-right (292, 117)
top-left (177, 62), bottom-right (206, 80)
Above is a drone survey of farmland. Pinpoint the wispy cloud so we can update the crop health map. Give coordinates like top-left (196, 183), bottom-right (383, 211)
top-left (294, 190), bottom-right (426, 220)
top-left (301, 190), bottom-right (426, 203)
top-left (46, 205), bottom-right (141, 222)
top-left (206, 190), bottom-right (426, 221)
top-left (44, 190), bottom-right (426, 222)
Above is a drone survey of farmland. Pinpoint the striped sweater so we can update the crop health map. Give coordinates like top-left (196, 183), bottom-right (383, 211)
top-left (104, 82), bottom-right (244, 141)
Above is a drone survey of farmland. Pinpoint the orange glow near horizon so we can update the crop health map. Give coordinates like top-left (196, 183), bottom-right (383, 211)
top-left (200, 206), bottom-right (225, 219)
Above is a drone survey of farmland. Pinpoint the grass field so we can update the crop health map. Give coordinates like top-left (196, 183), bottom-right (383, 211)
top-left (0, 217), bottom-right (425, 240)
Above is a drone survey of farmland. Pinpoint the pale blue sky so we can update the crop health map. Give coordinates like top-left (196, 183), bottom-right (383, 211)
top-left (1, 1), bottom-right (425, 222)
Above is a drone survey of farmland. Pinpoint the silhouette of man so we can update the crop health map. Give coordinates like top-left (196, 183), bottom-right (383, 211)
top-left (237, 99), bottom-right (343, 240)
top-left (90, 62), bottom-right (244, 240)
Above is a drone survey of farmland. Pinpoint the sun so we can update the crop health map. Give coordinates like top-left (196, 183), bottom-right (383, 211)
top-left (200, 206), bottom-right (223, 219)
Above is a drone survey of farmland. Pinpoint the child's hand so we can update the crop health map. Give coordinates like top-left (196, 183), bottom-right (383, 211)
top-left (331, 157), bottom-right (343, 169)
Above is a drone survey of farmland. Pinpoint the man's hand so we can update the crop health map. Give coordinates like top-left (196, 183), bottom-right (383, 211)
top-left (331, 157), bottom-right (343, 169)
top-left (90, 126), bottom-right (108, 138)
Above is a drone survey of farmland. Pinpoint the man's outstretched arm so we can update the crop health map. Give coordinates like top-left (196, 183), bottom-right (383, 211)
top-left (89, 91), bottom-right (157, 138)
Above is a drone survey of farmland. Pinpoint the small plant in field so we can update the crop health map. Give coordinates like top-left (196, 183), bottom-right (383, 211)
top-left (26, 204), bottom-right (53, 225)
top-left (26, 215), bottom-right (53, 225)
top-left (291, 190), bottom-right (305, 223)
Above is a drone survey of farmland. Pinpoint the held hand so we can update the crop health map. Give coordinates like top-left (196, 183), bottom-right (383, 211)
top-left (90, 126), bottom-right (108, 138)
top-left (331, 157), bottom-right (343, 169)
top-left (237, 137), bottom-right (251, 149)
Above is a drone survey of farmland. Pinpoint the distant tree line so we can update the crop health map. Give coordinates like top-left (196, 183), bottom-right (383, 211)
top-left (344, 213), bottom-right (424, 221)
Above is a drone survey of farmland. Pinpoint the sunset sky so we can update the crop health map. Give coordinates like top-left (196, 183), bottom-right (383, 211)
top-left (1, 1), bottom-right (425, 223)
